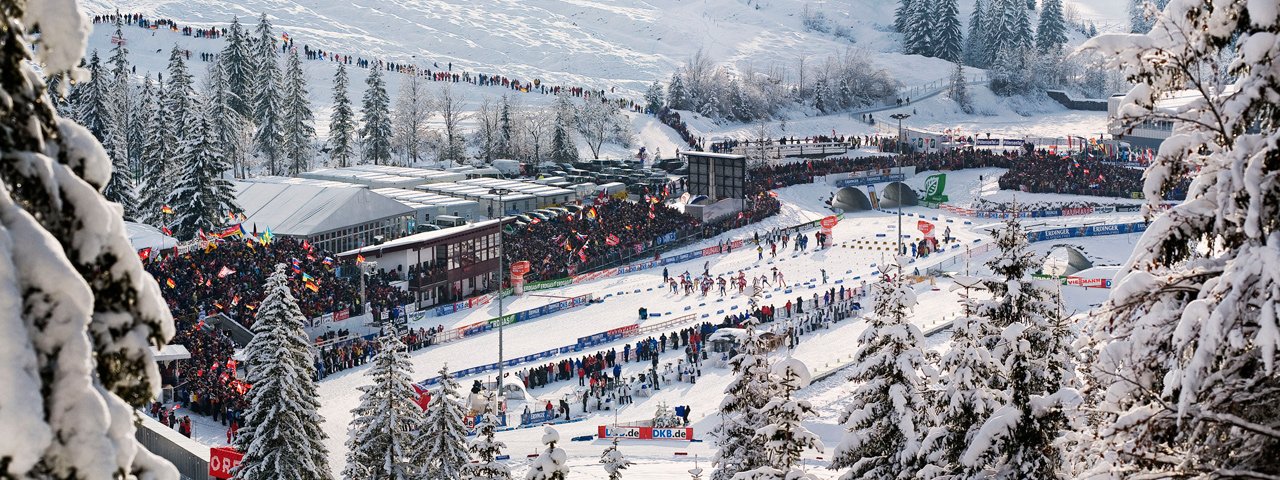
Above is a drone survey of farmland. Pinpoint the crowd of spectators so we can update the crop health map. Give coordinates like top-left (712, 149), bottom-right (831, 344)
top-left (314, 325), bottom-right (445, 379)
top-left (503, 197), bottom-right (700, 281)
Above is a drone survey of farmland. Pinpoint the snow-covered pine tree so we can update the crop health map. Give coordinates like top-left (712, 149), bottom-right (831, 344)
top-left (1076, 2), bottom-right (1280, 477)
top-left (959, 217), bottom-right (1075, 479)
top-left (132, 75), bottom-right (155, 180)
top-left (712, 318), bottom-right (775, 480)
top-left (1036, 0), bottom-right (1068, 52)
top-left (107, 15), bottom-right (140, 177)
top-left (934, 0), bottom-right (963, 62)
top-left (667, 72), bottom-right (688, 110)
top-left (281, 48), bottom-right (315, 175)
top-left (343, 334), bottom-right (425, 480)
top-left (904, 0), bottom-right (933, 56)
top-left (811, 78), bottom-right (831, 114)
top-left (1010, 0), bottom-right (1035, 51)
top-left (550, 93), bottom-right (578, 163)
top-left (164, 45), bottom-right (198, 142)
top-left (0, 2), bottom-right (178, 475)
top-left (965, 0), bottom-right (989, 67)
top-left (830, 265), bottom-right (933, 480)
top-left (644, 81), bottom-right (664, 114)
top-left (207, 58), bottom-right (247, 179)
top-left (498, 95), bottom-right (514, 158)
top-left (600, 438), bottom-right (632, 480)
top-left (894, 0), bottom-right (915, 34)
top-left (234, 264), bottom-right (333, 480)
top-left (253, 14), bottom-right (284, 175)
top-left (417, 365), bottom-right (470, 480)
top-left (526, 427), bottom-right (570, 480)
top-left (1126, 0), bottom-right (1168, 33)
top-left (329, 63), bottom-right (356, 167)
top-left (918, 281), bottom-right (1005, 480)
top-left (81, 51), bottom-right (137, 219)
top-left (947, 61), bottom-right (973, 114)
top-left (166, 108), bottom-right (240, 239)
top-left (138, 76), bottom-right (174, 226)
top-left (221, 16), bottom-right (256, 118)
top-left (463, 391), bottom-right (512, 480)
top-left (737, 358), bottom-right (824, 480)
top-left (360, 65), bottom-right (393, 165)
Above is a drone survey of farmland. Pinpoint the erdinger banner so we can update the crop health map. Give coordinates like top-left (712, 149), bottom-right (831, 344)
top-left (598, 425), bottom-right (695, 440)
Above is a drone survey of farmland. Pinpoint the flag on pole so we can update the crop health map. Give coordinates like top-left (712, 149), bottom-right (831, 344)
top-left (165, 278), bottom-right (176, 289)
top-left (160, 205), bottom-right (174, 215)
top-left (605, 234), bottom-right (621, 246)
top-left (356, 254), bottom-right (366, 264)
top-left (138, 248), bottom-right (152, 261)
top-left (161, 226), bottom-right (172, 236)
top-left (322, 257), bottom-right (334, 267)
top-left (290, 258), bottom-right (302, 274)
top-left (217, 266), bottom-right (235, 278)
top-left (586, 207), bottom-right (598, 220)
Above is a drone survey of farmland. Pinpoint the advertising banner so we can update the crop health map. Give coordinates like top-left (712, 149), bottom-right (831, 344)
top-left (867, 185), bottom-right (880, 210)
top-left (208, 447), bottom-right (244, 480)
top-left (923, 174), bottom-right (949, 203)
top-left (1062, 207), bottom-right (1094, 216)
top-left (917, 220), bottom-right (935, 238)
top-left (597, 425), bottom-right (695, 441)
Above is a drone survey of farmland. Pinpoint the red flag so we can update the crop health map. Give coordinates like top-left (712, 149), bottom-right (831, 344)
top-left (578, 249), bottom-right (588, 262)
top-left (137, 248), bottom-right (152, 261)
top-left (411, 384), bottom-right (431, 410)
top-left (605, 234), bottom-right (621, 246)
top-left (161, 226), bottom-right (172, 236)
top-left (217, 266), bottom-right (236, 278)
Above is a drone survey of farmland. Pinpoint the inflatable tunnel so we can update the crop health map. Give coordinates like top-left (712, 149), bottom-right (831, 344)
top-left (1043, 245), bottom-right (1094, 276)
top-left (831, 187), bottom-right (873, 212)
top-left (880, 182), bottom-right (919, 209)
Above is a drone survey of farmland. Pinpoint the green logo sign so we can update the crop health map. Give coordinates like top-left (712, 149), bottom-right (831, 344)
top-left (924, 174), bottom-right (949, 203)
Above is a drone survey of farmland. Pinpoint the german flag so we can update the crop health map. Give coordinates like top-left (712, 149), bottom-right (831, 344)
top-left (165, 278), bottom-right (176, 289)
top-left (160, 205), bottom-right (174, 215)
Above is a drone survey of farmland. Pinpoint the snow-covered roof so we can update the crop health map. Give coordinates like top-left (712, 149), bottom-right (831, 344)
top-left (150, 344), bottom-right (192, 362)
top-left (234, 182), bottom-right (414, 237)
top-left (125, 221), bottom-right (178, 251)
top-left (337, 218), bottom-right (505, 257)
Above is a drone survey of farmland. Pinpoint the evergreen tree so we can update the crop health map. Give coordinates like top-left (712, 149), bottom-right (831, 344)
top-left (1036, 0), bottom-right (1068, 52)
top-left (811, 79), bottom-right (831, 114)
top-left (599, 438), bottom-right (632, 480)
top-left (965, 0), bottom-right (990, 67)
top-left (904, 0), bottom-right (933, 55)
top-left (234, 265), bottom-right (333, 480)
top-left (360, 66), bottom-right (393, 165)
top-left (220, 16), bottom-right (256, 118)
top-left (644, 80), bottom-right (664, 114)
top-left (960, 217), bottom-right (1075, 479)
top-left (166, 111), bottom-right (240, 239)
top-left (667, 72), bottom-right (688, 110)
top-left (934, 0), bottom-right (963, 62)
top-left (738, 358), bottom-right (824, 480)
top-left (549, 93), bottom-right (578, 163)
top-left (1010, 0), bottom-right (1035, 51)
top-left (343, 334), bottom-right (424, 480)
top-left (831, 265), bottom-right (934, 480)
top-left (463, 392), bottom-right (512, 480)
top-left (1079, 3), bottom-right (1280, 476)
top-left (138, 76), bottom-right (175, 226)
top-left (208, 58), bottom-right (247, 179)
top-left (132, 76), bottom-right (156, 188)
top-left (919, 283), bottom-right (1005, 480)
top-left (526, 427), bottom-right (570, 480)
top-left (894, 0), bottom-right (915, 34)
top-left (712, 318), bottom-right (775, 480)
top-left (253, 14), bottom-right (284, 175)
top-left (0, 3), bottom-right (177, 475)
top-left (107, 15), bottom-right (139, 174)
top-left (281, 49), bottom-right (315, 175)
top-left (82, 51), bottom-right (137, 219)
top-left (498, 95), bottom-right (514, 158)
top-left (164, 45), bottom-right (197, 141)
top-left (417, 365), bottom-right (470, 480)
top-left (329, 63), bottom-right (356, 167)
top-left (947, 61), bottom-right (972, 114)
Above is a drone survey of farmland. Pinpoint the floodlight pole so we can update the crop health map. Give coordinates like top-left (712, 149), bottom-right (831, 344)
top-left (490, 187), bottom-right (513, 397)
top-left (890, 113), bottom-right (912, 257)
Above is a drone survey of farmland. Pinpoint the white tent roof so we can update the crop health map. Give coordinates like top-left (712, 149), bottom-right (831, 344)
top-left (150, 344), bottom-right (191, 362)
top-left (235, 182), bottom-right (414, 237)
top-left (125, 221), bottom-right (178, 251)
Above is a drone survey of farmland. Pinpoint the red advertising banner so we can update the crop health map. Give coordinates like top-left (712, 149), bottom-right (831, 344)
top-left (917, 220), bottom-right (935, 238)
top-left (208, 447), bottom-right (243, 479)
top-left (607, 324), bottom-right (641, 338)
top-left (333, 309), bottom-right (350, 322)
top-left (1066, 276), bottom-right (1111, 288)
top-left (597, 425), bottom-right (694, 440)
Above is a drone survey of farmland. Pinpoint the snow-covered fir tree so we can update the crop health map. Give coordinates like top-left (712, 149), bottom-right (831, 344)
top-left (1127, 0), bottom-right (1168, 33)
top-left (137, 76), bottom-right (175, 226)
top-left (235, 264), bottom-right (332, 480)
top-left (360, 65), bottom-right (393, 165)
top-left (904, 0), bottom-right (933, 56)
top-left (831, 265), bottom-right (934, 480)
top-left (343, 334), bottom-right (425, 480)
top-left (737, 358), bottom-right (824, 480)
top-left (644, 81), bottom-right (664, 113)
top-left (106, 15), bottom-right (139, 175)
top-left (207, 58), bottom-right (247, 179)
top-left (132, 75), bottom-right (156, 191)
top-left (164, 45), bottom-right (198, 142)
top-left (0, 3), bottom-right (178, 475)
top-left (281, 48), bottom-right (315, 175)
top-left (918, 282), bottom-right (1006, 480)
top-left (417, 365), bottom-right (470, 480)
top-left (498, 95), bottom-right (515, 158)
top-left (712, 318), bottom-right (775, 480)
top-left (894, 0), bottom-right (914, 34)
top-left (933, 0), bottom-right (963, 62)
top-left (81, 51), bottom-right (137, 219)
top-left (667, 72), bottom-right (688, 110)
top-left (221, 16), bottom-right (256, 118)
top-left (329, 63), bottom-right (356, 167)
top-left (253, 13), bottom-right (284, 175)
top-left (166, 108), bottom-right (240, 239)
top-left (600, 438), bottom-right (632, 480)
top-left (959, 217), bottom-right (1076, 479)
top-left (1036, 0), bottom-right (1068, 52)
top-left (463, 391), bottom-right (512, 480)
top-left (947, 61), bottom-right (972, 114)
top-left (965, 0), bottom-right (989, 67)
top-left (526, 427), bottom-right (570, 480)
top-left (550, 93), bottom-right (578, 163)
top-left (1077, 2), bottom-right (1280, 476)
